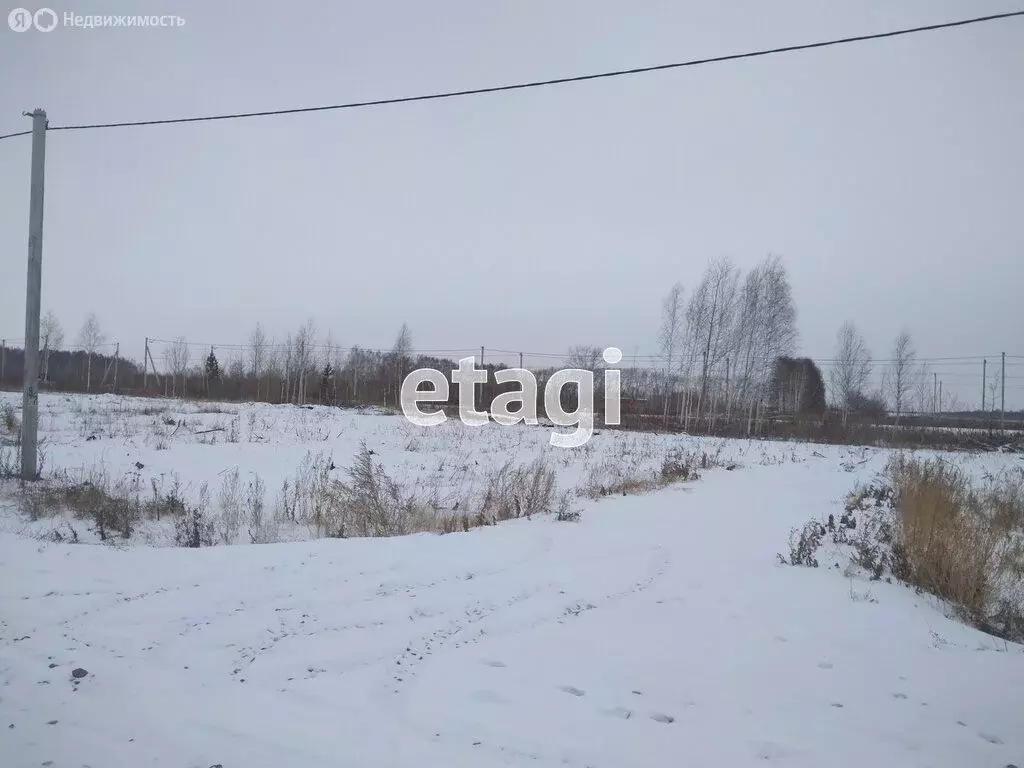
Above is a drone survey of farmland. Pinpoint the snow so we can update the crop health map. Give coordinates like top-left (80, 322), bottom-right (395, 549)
top-left (1, 392), bottom-right (1023, 767)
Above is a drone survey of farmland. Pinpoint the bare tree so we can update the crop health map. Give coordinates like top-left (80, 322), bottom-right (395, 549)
top-left (248, 323), bottom-right (268, 400)
top-left (565, 345), bottom-right (604, 371)
top-left (757, 256), bottom-right (798, 377)
top-left (884, 330), bottom-right (916, 423)
top-left (389, 323), bottom-right (413, 402)
top-left (167, 337), bottom-right (191, 397)
top-left (687, 257), bottom-right (739, 425)
top-left (988, 375), bottom-right (1000, 416)
top-left (40, 310), bottom-right (64, 383)
top-left (392, 322), bottom-right (413, 359)
top-left (77, 313), bottom-right (105, 391)
top-left (657, 283), bottom-right (685, 424)
top-left (830, 321), bottom-right (872, 420)
top-left (746, 256), bottom-right (798, 428)
top-left (292, 320), bottom-right (317, 404)
top-left (914, 362), bottom-right (933, 414)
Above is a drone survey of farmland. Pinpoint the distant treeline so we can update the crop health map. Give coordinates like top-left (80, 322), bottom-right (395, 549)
top-left (2, 341), bottom-right (1020, 452)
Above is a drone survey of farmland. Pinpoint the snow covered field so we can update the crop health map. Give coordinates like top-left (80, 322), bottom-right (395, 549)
top-left (1, 392), bottom-right (1023, 767)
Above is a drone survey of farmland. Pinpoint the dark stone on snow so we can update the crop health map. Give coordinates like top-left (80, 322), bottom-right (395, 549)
top-left (71, 668), bottom-right (88, 679)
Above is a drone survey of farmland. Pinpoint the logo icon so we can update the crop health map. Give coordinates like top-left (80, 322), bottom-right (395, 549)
top-left (8, 8), bottom-right (32, 31)
top-left (34, 8), bottom-right (57, 31)
top-left (8, 7), bottom-right (58, 31)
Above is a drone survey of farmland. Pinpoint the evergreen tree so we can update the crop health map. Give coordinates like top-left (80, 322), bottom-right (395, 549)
top-left (205, 348), bottom-right (221, 381)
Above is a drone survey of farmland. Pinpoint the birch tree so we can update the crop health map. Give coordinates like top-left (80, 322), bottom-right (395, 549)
top-left (687, 258), bottom-right (739, 425)
top-left (390, 323), bottom-right (413, 401)
top-left (657, 283), bottom-right (685, 424)
top-left (292, 320), bottom-right (317, 404)
top-left (77, 313), bottom-right (105, 391)
top-left (40, 310), bottom-right (64, 383)
top-left (830, 321), bottom-right (872, 420)
top-left (167, 337), bottom-right (191, 397)
top-left (884, 330), bottom-right (916, 423)
top-left (248, 323), bottom-right (268, 400)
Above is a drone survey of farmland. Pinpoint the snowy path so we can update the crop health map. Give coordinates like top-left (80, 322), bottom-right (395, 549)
top-left (2, 454), bottom-right (1023, 767)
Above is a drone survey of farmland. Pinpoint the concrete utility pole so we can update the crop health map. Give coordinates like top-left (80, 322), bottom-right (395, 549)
top-left (21, 109), bottom-right (47, 481)
top-left (982, 359), bottom-right (987, 412)
top-left (1001, 351), bottom-right (1006, 430)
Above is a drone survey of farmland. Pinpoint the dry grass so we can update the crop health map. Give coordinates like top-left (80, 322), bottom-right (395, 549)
top-left (16, 465), bottom-right (192, 541)
top-left (477, 458), bottom-right (556, 523)
top-left (887, 455), bottom-right (1024, 634)
top-left (577, 445), bottom-right (725, 500)
top-left (2, 403), bottom-right (19, 436)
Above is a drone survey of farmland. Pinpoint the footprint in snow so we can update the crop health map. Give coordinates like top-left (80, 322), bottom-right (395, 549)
top-left (603, 707), bottom-right (633, 720)
top-left (978, 732), bottom-right (1003, 745)
top-left (472, 690), bottom-right (508, 705)
top-left (558, 686), bottom-right (585, 697)
top-left (481, 659), bottom-right (506, 668)
top-left (650, 713), bottom-right (675, 724)
top-left (817, 662), bottom-right (833, 670)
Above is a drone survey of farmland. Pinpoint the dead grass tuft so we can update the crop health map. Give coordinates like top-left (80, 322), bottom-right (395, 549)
top-left (577, 445), bottom-right (724, 500)
top-left (1, 403), bottom-right (19, 436)
top-left (887, 455), bottom-right (1024, 631)
top-left (478, 458), bottom-right (557, 523)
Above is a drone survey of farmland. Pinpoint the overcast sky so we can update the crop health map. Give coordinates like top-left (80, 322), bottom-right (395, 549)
top-left (1, 1), bottom-right (1022, 404)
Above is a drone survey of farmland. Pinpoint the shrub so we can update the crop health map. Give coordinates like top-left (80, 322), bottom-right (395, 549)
top-left (555, 490), bottom-right (581, 522)
top-left (783, 521), bottom-right (825, 567)
top-left (146, 474), bottom-right (186, 520)
top-left (289, 451), bottom-right (337, 536)
top-left (217, 468), bottom-right (243, 544)
top-left (175, 482), bottom-right (215, 547)
top-left (246, 475), bottom-right (275, 544)
top-left (660, 449), bottom-right (694, 483)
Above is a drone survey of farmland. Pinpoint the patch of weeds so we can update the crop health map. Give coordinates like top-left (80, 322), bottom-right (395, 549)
top-left (781, 521), bottom-right (825, 567)
top-left (555, 490), bottom-right (581, 522)
top-left (174, 482), bottom-right (215, 548)
top-left (1, 403), bottom-right (19, 436)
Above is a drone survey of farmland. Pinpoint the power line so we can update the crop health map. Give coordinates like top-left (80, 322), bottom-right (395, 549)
top-left (0, 10), bottom-right (1020, 141)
